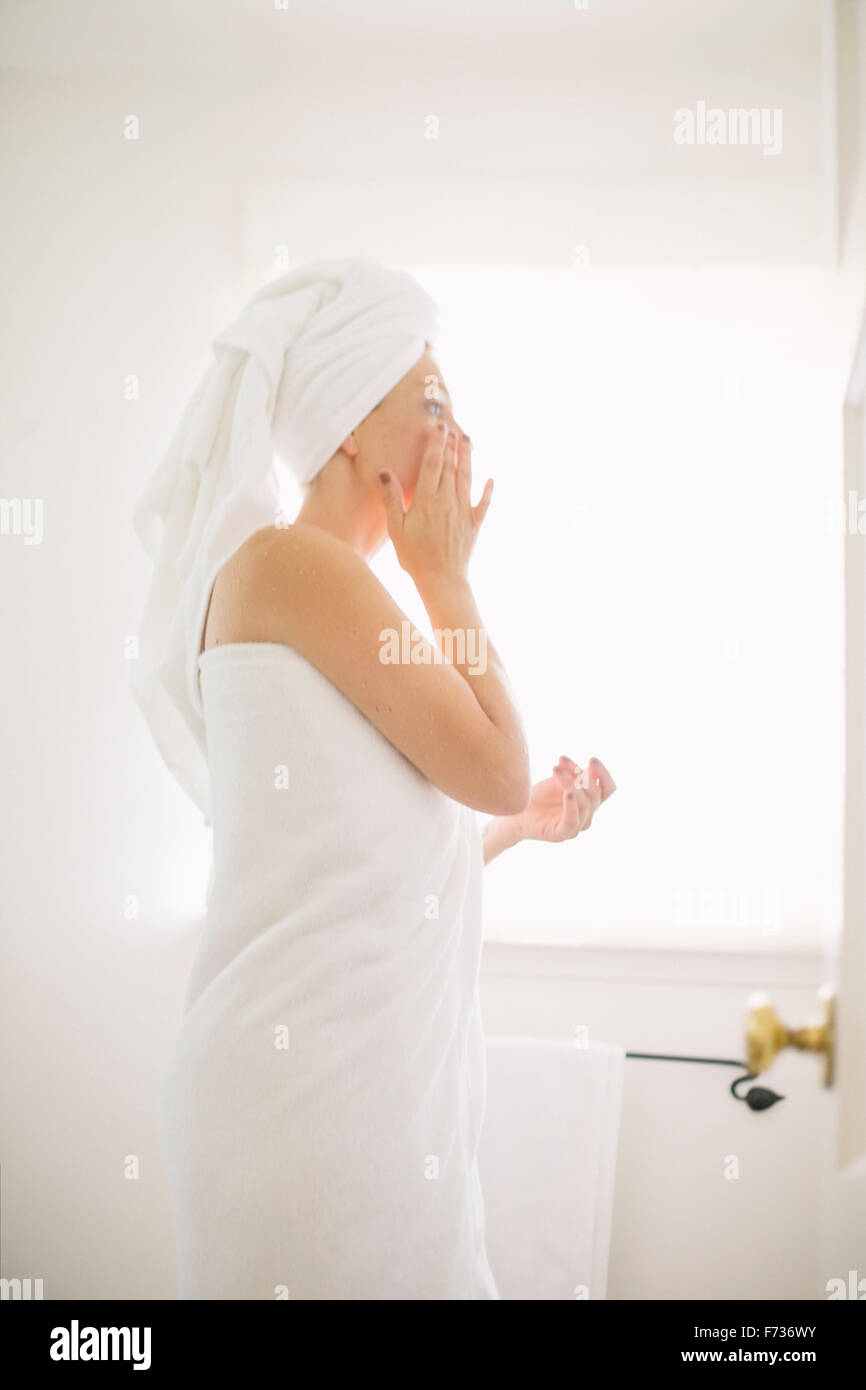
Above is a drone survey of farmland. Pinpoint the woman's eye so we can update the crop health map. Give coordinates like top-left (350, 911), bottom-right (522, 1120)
top-left (427, 399), bottom-right (443, 415)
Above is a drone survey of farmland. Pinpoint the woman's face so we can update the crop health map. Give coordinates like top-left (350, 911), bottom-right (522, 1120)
top-left (352, 348), bottom-right (467, 508)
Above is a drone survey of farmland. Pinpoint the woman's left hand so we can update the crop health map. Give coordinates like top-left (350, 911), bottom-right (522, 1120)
top-left (515, 754), bottom-right (616, 843)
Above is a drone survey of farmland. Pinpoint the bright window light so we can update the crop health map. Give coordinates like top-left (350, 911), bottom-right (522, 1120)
top-left (364, 265), bottom-right (846, 948)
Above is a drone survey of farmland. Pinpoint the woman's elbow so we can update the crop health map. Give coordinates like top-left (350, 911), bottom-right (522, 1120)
top-left (499, 781), bottom-right (532, 817)
top-left (488, 762), bottom-right (532, 817)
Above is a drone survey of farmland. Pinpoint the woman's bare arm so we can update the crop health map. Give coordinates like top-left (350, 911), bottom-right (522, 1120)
top-left (221, 518), bottom-right (531, 816)
top-left (481, 816), bottom-right (523, 865)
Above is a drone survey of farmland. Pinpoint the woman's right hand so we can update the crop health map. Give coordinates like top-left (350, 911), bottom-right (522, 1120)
top-left (378, 422), bottom-right (494, 589)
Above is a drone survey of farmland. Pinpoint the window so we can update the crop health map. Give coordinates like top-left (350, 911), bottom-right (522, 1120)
top-left (367, 265), bottom-right (846, 949)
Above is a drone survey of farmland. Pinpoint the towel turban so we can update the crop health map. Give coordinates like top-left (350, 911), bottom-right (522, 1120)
top-left (130, 254), bottom-right (440, 825)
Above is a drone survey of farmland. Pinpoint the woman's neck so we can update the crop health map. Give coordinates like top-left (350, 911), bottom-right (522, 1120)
top-left (293, 460), bottom-right (384, 561)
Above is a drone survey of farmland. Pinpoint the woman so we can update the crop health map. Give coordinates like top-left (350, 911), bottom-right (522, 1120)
top-left (132, 257), bottom-right (615, 1300)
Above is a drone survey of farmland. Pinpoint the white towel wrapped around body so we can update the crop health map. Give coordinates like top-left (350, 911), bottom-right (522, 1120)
top-left (158, 641), bottom-right (500, 1300)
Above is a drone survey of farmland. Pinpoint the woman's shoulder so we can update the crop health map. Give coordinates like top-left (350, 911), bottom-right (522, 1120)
top-left (203, 521), bottom-right (366, 651)
top-left (231, 519), bottom-right (356, 569)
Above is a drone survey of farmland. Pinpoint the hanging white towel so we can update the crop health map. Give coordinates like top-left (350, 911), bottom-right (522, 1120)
top-left (478, 1035), bottom-right (625, 1299)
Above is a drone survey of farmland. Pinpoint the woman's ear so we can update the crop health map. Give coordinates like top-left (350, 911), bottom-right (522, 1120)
top-left (338, 431), bottom-right (360, 459)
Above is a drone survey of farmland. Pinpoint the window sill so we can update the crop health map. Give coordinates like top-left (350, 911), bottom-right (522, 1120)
top-left (481, 919), bottom-right (828, 956)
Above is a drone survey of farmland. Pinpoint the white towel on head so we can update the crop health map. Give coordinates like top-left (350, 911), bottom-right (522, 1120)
top-left (130, 254), bottom-right (440, 825)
